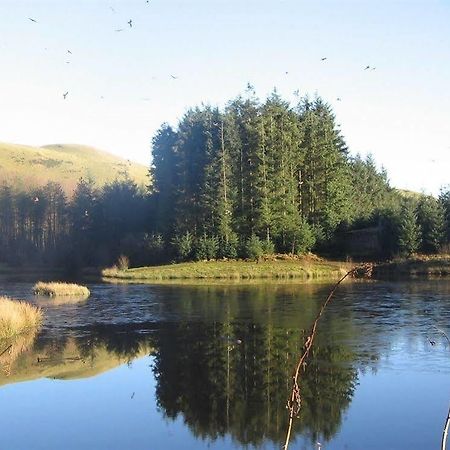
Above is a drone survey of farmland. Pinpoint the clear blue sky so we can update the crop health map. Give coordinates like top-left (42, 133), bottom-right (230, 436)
top-left (1, 0), bottom-right (449, 194)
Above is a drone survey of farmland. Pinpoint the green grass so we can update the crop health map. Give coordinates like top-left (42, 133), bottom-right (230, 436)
top-left (102, 259), bottom-right (351, 282)
top-left (0, 297), bottom-right (43, 339)
top-left (0, 142), bottom-right (149, 195)
top-left (33, 282), bottom-right (90, 298)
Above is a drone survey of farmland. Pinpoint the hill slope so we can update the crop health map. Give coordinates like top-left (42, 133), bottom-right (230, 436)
top-left (0, 142), bottom-right (149, 195)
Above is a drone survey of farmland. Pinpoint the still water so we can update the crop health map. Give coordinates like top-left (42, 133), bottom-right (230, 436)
top-left (1, 280), bottom-right (449, 450)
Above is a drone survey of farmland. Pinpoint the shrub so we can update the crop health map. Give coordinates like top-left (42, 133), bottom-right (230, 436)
top-left (261, 239), bottom-right (275, 256)
top-left (219, 233), bottom-right (238, 259)
top-left (294, 220), bottom-right (316, 255)
top-left (244, 235), bottom-right (264, 261)
top-left (172, 231), bottom-right (194, 261)
top-left (116, 254), bottom-right (130, 270)
top-left (195, 235), bottom-right (219, 261)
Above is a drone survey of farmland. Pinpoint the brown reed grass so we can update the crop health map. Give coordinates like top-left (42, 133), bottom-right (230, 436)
top-left (33, 282), bottom-right (90, 298)
top-left (0, 297), bottom-right (43, 340)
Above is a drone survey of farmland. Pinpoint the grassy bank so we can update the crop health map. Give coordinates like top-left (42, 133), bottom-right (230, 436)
top-left (0, 297), bottom-right (43, 340)
top-left (373, 255), bottom-right (450, 278)
top-left (102, 258), bottom-right (351, 282)
top-left (33, 282), bottom-right (90, 297)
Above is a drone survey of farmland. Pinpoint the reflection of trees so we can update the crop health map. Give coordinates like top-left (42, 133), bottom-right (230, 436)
top-left (152, 320), bottom-right (360, 447)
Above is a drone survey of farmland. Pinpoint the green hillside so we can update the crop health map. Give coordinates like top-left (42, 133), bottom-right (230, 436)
top-left (0, 142), bottom-right (149, 195)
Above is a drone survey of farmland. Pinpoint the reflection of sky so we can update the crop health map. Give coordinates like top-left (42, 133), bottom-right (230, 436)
top-left (1, 355), bottom-right (449, 450)
top-left (0, 1), bottom-right (449, 194)
top-left (1, 280), bottom-right (450, 449)
top-left (0, 357), bottom-right (258, 450)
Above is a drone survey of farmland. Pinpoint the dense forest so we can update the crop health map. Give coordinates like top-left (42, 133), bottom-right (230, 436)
top-left (0, 91), bottom-right (449, 270)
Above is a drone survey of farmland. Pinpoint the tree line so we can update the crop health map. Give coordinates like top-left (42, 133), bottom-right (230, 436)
top-left (150, 90), bottom-right (450, 261)
top-left (0, 90), bottom-right (449, 269)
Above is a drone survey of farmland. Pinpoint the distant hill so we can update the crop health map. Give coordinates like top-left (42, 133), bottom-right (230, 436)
top-left (0, 142), bottom-right (149, 195)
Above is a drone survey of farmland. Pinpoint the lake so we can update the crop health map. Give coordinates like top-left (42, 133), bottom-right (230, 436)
top-left (1, 279), bottom-right (449, 450)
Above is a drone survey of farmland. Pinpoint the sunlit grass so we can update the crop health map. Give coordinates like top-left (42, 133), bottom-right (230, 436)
top-left (0, 297), bottom-right (43, 340)
top-left (102, 258), bottom-right (350, 282)
top-left (33, 282), bottom-right (90, 298)
top-left (0, 141), bottom-right (149, 195)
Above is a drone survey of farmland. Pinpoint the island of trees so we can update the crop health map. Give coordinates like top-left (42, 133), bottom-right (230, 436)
top-left (0, 91), bottom-right (449, 270)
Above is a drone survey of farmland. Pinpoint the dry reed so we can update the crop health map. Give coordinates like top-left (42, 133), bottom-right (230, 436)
top-left (0, 296), bottom-right (43, 340)
top-left (33, 282), bottom-right (90, 298)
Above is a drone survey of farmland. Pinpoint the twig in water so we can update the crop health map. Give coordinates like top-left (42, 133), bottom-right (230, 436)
top-left (442, 405), bottom-right (450, 450)
top-left (283, 264), bottom-right (373, 450)
top-left (433, 327), bottom-right (450, 450)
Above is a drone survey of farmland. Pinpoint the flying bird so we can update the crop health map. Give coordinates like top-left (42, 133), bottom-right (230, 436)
top-left (364, 65), bottom-right (371, 70)
top-left (128, 19), bottom-right (133, 28)
top-left (115, 29), bottom-right (123, 32)
top-left (170, 74), bottom-right (178, 79)
top-left (336, 97), bottom-right (341, 101)
top-left (67, 50), bottom-right (72, 54)
top-left (321, 57), bottom-right (327, 61)
top-left (63, 91), bottom-right (68, 99)
top-left (28, 17), bottom-right (38, 23)
top-left (34, 197), bottom-right (39, 203)
top-left (110, 6), bottom-right (116, 13)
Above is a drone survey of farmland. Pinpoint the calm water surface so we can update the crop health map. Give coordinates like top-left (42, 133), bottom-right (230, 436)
top-left (1, 279), bottom-right (449, 450)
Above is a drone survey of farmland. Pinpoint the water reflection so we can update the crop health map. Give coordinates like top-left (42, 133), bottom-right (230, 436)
top-left (0, 280), bottom-right (449, 449)
top-left (153, 321), bottom-right (362, 446)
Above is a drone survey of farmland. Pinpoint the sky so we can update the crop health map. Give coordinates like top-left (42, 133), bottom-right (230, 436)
top-left (0, 0), bottom-right (449, 195)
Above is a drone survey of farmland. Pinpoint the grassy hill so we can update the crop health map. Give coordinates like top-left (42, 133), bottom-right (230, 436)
top-left (0, 142), bottom-right (149, 195)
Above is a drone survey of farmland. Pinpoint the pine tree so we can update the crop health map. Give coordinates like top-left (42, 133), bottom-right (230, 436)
top-left (417, 196), bottom-right (445, 254)
top-left (397, 200), bottom-right (421, 256)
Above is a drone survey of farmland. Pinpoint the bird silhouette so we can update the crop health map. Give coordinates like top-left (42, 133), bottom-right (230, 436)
top-left (63, 91), bottom-right (68, 99)
top-left (336, 97), bottom-right (341, 101)
top-left (67, 50), bottom-right (72, 54)
top-left (364, 65), bottom-right (371, 70)
top-left (321, 57), bottom-right (327, 61)
top-left (28, 17), bottom-right (38, 23)
top-left (115, 29), bottom-right (124, 32)
top-left (170, 74), bottom-right (178, 79)
top-left (128, 19), bottom-right (133, 28)
top-left (110, 6), bottom-right (116, 13)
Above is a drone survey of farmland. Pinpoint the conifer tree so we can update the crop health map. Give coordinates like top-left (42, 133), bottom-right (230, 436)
top-left (397, 200), bottom-right (421, 256)
top-left (417, 195), bottom-right (446, 254)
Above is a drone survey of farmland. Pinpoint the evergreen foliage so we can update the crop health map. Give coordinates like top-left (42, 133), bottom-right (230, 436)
top-left (397, 200), bottom-right (421, 256)
top-left (150, 92), bottom-right (395, 258)
top-left (416, 196), bottom-right (446, 253)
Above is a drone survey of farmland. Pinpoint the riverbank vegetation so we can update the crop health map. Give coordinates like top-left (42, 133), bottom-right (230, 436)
top-left (103, 257), bottom-right (350, 281)
top-left (0, 91), bottom-right (449, 272)
top-left (33, 282), bottom-right (90, 297)
top-left (0, 297), bottom-right (43, 339)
